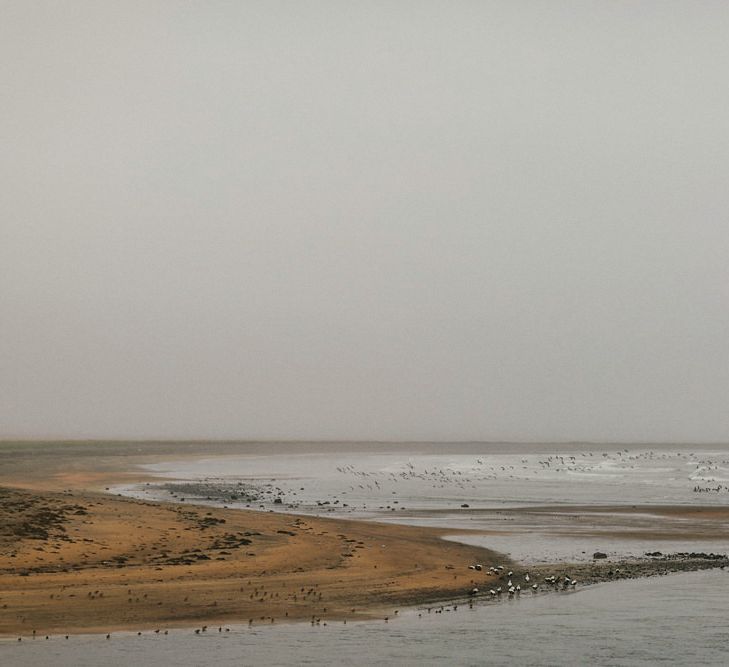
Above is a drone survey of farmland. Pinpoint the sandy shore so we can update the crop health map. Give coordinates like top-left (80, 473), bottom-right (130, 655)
top-left (1, 441), bottom-right (728, 637)
top-left (0, 486), bottom-right (502, 636)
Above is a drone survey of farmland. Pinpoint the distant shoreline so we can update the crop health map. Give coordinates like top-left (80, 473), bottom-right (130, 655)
top-left (3, 438), bottom-right (729, 447)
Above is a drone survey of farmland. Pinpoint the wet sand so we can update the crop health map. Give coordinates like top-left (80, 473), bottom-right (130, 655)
top-left (403, 504), bottom-right (729, 542)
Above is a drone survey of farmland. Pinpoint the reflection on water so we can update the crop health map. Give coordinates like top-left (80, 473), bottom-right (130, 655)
top-left (3, 569), bottom-right (728, 666)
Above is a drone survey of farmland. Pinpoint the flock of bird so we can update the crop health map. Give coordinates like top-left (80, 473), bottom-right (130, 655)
top-left (242, 448), bottom-right (729, 514)
top-left (131, 448), bottom-right (729, 515)
top-left (467, 565), bottom-right (577, 599)
top-left (13, 562), bottom-right (579, 644)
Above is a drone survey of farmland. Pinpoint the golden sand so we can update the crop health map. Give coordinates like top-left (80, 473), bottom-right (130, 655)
top-left (0, 486), bottom-right (501, 635)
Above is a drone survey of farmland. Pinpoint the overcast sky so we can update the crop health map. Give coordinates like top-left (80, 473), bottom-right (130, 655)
top-left (1, 1), bottom-right (728, 442)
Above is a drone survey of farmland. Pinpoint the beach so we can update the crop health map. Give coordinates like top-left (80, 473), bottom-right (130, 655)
top-left (1, 441), bottom-right (728, 638)
top-left (0, 485), bottom-right (502, 635)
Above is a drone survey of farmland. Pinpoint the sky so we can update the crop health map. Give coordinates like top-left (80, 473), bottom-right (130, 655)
top-left (1, 1), bottom-right (728, 442)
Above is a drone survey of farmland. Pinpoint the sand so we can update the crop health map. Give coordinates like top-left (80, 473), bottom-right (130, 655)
top-left (0, 485), bottom-right (502, 636)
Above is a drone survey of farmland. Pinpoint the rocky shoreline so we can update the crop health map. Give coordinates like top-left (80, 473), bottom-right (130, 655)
top-left (526, 552), bottom-right (727, 588)
top-left (427, 551), bottom-right (728, 610)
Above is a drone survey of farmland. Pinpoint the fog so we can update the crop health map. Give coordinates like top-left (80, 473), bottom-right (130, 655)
top-left (2, 1), bottom-right (728, 442)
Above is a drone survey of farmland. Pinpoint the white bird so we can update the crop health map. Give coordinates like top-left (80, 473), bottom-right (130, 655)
top-left (525, 574), bottom-right (530, 583)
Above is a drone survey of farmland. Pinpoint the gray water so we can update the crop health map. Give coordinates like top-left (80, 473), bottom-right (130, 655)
top-left (3, 569), bottom-right (728, 666)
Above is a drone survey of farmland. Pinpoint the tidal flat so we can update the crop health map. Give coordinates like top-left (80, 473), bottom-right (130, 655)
top-left (2, 441), bottom-right (729, 665)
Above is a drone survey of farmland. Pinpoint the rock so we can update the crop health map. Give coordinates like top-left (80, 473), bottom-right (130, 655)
top-left (460, 504), bottom-right (470, 508)
top-left (593, 552), bottom-right (608, 559)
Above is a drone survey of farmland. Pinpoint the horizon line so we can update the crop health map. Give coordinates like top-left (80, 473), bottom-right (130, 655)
top-left (1, 438), bottom-right (728, 446)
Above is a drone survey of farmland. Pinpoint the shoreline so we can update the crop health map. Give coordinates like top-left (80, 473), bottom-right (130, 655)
top-left (2, 441), bottom-right (729, 637)
top-left (2, 483), bottom-right (727, 637)
top-left (0, 485), bottom-right (508, 636)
